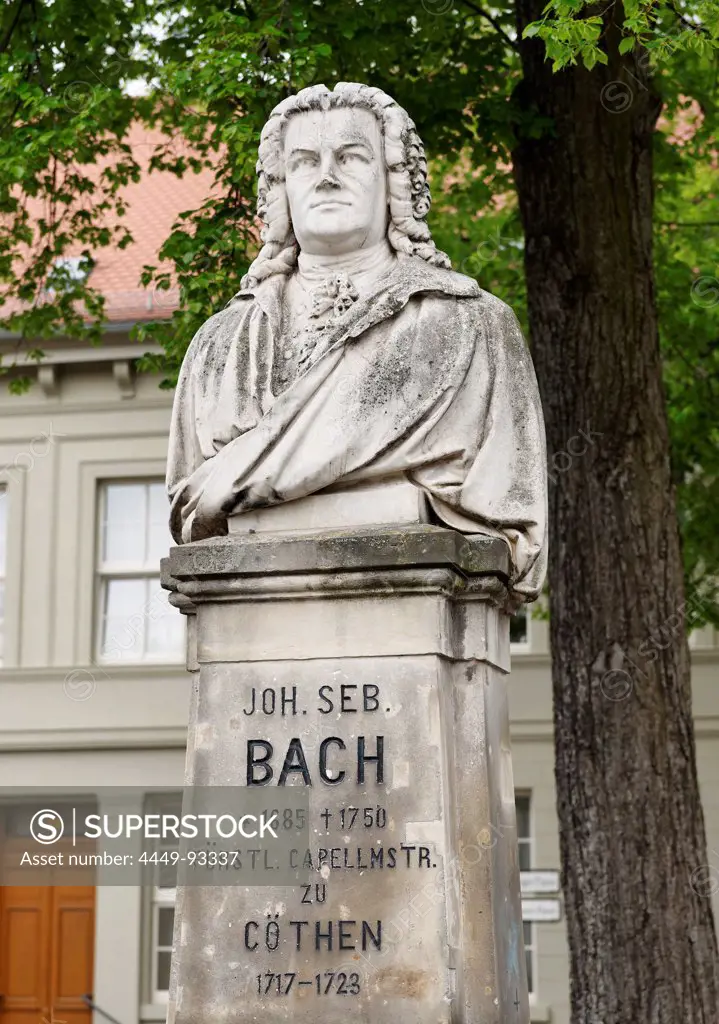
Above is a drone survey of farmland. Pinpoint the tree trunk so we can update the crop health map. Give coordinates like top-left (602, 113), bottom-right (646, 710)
top-left (512, 5), bottom-right (719, 1021)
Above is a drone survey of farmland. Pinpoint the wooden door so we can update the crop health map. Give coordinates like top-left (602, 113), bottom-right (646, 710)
top-left (0, 886), bottom-right (94, 1024)
top-left (0, 888), bottom-right (51, 1024)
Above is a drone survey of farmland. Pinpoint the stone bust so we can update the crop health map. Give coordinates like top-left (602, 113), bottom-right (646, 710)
top-left (166, 82), bottom-right (547, 600)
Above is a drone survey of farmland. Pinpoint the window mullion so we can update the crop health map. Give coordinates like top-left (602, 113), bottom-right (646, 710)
top-left (143, 482), bottom-right (151, 566)
top-left (141, 575), bottom-right (150, 657)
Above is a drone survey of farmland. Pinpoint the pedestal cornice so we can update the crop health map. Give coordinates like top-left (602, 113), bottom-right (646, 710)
top-left (163, 525), bottom-right (512, 608)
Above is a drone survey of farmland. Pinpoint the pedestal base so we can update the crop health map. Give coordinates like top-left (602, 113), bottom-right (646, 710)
top-left (164, 526), bottom-right (529, 1024)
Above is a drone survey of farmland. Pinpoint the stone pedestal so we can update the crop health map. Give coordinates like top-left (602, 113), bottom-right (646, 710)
top-left (165, 525), bottom-right (529, 1024)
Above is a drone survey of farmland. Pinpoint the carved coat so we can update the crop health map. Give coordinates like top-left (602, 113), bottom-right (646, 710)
top-left (166, 256), bottom-right (547, 600)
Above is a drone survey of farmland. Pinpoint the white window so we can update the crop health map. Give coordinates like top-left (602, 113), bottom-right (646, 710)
top-left (510, 606), bottom-right (530, 648)
top-left (516, 793), bottom-right (536, 996)
top-left (151, 891), bottom-right (176, 1002)
top-left (145, 793), bottom-right (181, 1004)
top-left (0, 487), bottom-right (6, 665)
top-left (96, 480), bottom-right (184, 662)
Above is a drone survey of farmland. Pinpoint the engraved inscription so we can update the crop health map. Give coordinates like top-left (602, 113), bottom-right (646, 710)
top-left (246, 736), bottom-right (385, 786)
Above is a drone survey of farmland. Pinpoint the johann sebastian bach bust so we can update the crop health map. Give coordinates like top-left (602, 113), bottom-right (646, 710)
top-left (167, 82), bottom-right (547, 601)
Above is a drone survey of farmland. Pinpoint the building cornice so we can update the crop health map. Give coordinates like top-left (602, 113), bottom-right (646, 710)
top-left (0, 726), bottom-right (188, 751)
top-left (510, 648), bottom-right (719, 667)
top-left (0, 321), bottom-right (160, 342)
top-left (0, 664), bottom-right (185, 684)
top-left (0, 341), bottom-right (163, 367)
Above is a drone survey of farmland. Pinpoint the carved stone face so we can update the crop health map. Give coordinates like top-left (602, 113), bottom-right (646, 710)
top-left (283, 106), bottom-right (388, 256)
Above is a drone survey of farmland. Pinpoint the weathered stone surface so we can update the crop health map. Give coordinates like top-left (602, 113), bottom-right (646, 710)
top-left (168, 523), bottom-right (510, 582)
top-left (226, 479), bottom-right (428, 534)
top-left (166, 81), bottom-right (547, 604)
top-left (165, 532), bottom-right (528, 1024)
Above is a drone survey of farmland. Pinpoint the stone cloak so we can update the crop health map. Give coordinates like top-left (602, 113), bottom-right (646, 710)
top-left (166, 255), bottom-right (547, 600)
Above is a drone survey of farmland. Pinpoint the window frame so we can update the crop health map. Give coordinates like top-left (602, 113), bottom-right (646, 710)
top-left (94, 478), bottom-right (184, 665)
top-left (509, 605), bottom-right (532, 653)
top-left (515, 791), bottom-right (537, 1000)
top-left (0, 485), bottom-right (6, 666)
top-left (143, 792), bottom-right (181, 1007)
top-left (149, 889), bottom-right (176, 1005)
top-left (0, 468), bottom-right (23, 668)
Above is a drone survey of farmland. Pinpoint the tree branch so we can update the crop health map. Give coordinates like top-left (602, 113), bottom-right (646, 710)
top-left (0, 0), bottom-right (30, 55)
top-left (457, 0), bottom-right (519, 52)
top-left (667, 1), bottom-right (709, 37)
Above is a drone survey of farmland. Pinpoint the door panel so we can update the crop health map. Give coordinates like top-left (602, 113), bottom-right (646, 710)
top-left (0, 887), bottom-right (94, 1024)
top-left (51, 889), bottom-right (94, 1024)
top-left (0, 888), bottom-right (51, 1024)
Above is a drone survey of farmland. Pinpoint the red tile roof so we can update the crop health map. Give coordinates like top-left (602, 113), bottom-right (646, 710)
top-left (5, 123), bottom-right (218, 324)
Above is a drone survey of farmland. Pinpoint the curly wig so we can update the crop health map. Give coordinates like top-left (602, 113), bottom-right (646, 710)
top-left (241, 82), bottom-right (451, 290)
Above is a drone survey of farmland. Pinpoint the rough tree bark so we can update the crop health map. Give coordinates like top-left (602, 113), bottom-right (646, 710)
top-left (512, 4), bottom-right (719, 1021)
